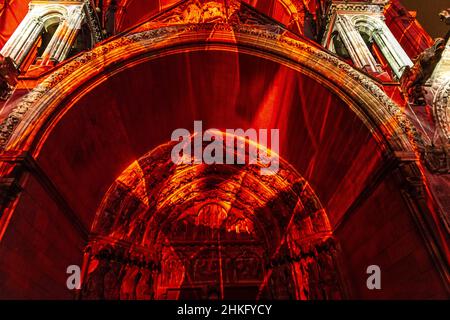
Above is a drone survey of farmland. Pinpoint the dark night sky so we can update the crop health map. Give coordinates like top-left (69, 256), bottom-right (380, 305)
top-left (401, 0), bottom-right (449, 38)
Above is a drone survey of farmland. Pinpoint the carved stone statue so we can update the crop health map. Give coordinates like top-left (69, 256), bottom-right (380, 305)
top-left (400, 38), bottom-right (446, 105)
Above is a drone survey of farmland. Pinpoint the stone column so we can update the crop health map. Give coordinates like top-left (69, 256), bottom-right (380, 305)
top-left (1, 15), bottom-right (45, 68)
top-left (0, 14), bottom-right (34, 59)
top-left (335, 15), bottom-right (380, 73)
top-left (371, 22), bottom-right (413, 78)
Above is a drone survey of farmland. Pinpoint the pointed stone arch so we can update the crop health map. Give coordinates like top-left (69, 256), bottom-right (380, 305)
top-left (0, 23), bottom-right (417, 153)
top-left (0, 6), bottom-right (448, 299)
top-left (83, 136), bottom-right (343, 300)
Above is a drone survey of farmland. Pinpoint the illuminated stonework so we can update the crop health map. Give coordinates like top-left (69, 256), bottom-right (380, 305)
top-left (0, 0), bottom-right (101, 69)
top-left (427, 38), bottom-right (450, 142)
top-left (0, 0), bottom-right (448, 300)
top-left (84, 139), bottom-right (339, 299)
top-left (322, 0), bottom-right (413, 78)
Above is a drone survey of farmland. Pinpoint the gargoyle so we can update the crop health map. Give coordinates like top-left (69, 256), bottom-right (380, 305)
top-left (400, 7), bottom-right (450, 104)
top-left (400, 38), bottom-right (446, 105)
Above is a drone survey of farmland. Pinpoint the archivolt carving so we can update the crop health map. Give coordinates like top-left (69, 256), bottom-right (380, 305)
top-left (155, 0), bottom-right (240, 24)
top-left (83, 136), bottom-right (340, 300)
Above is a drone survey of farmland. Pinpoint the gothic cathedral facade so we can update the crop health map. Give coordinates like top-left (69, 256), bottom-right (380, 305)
top-left (0, 0), bottom-right (448, 299)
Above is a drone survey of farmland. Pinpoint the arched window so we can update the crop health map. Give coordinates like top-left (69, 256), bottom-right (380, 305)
top-left (331, 31), bottom-right (351, 62)
top-left (352, 15), bottom-right (413, 79)
top-left (37, 18), bottom-right (61, 59)
top-left (0, 2), bottom-right (96, 72)
top-left (357, 27), bottom-right (394, 78)
top-left (12, 11), bottom-right (65, 71)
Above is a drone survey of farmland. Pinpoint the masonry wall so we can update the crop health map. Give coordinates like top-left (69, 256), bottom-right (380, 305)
top-left (335, 172), bottom-right (448, 299)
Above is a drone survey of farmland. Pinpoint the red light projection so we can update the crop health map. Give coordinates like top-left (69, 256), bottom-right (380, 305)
top-left (82, 137), bottom-right (343, 300)
top-left (0, 0), bottom-right (448, 300)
